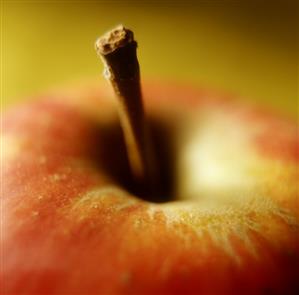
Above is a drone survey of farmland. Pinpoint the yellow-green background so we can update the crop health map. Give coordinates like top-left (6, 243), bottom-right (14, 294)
top-left (2, 0), bottom-right (298, 118)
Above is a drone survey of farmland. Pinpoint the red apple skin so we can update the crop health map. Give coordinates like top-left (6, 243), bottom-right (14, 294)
top-left (1, 81), bottom-right (298, 295)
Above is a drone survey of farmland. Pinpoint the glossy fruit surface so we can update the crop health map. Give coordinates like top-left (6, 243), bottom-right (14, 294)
top-left (2, 82), bottom-right (298, 294)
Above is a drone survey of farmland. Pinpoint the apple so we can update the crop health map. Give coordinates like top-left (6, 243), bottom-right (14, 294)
top-left (1, 79), bottom-right (298, 295)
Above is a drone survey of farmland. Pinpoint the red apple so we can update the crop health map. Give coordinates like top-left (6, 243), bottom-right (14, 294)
top-left (1, 81), bottom-right (298, 295)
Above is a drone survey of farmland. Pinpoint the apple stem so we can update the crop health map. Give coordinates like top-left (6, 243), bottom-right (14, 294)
top-left (95, 25), bottom-right (159, 195)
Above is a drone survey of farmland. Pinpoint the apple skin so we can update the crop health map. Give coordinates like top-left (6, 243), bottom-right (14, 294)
top-left (1, 81), bottom-right (298, 295)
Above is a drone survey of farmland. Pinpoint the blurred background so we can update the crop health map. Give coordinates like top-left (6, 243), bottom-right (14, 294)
top-left (2, 0), bottom-right (298, 118)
